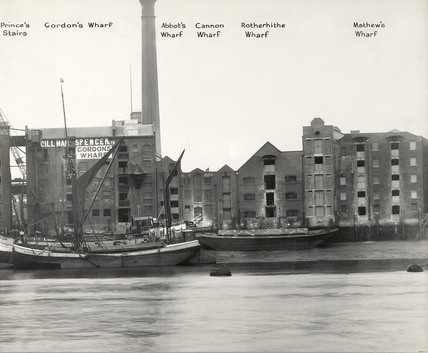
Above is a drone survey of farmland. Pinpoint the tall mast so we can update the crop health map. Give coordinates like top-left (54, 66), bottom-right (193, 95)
top-left (60, 79), bottom-right (79, 248)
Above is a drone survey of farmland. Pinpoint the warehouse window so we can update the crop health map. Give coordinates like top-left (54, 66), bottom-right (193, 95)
top-left (285, 192), bottom-right (298, 200)
top-left (266, 193), bottom-right (275, 206)
top-left (286, 209), bottom-right (298, 217)
top-left (243, 177), bottom-right (255, 185)
top-left (285, 175), bottom-right (297, 183)
top-left (392, 205), bottom-right (400, 215)
top-left (358, 207), bottom-right (366, 216)
top-left (264, 175), bottom-right (276, 190)
top-left (315, 206), bottom-right (325, 217)
top-left (245, 211), bottom-right (256, 218)
top-left (265, 207), bottom-right (276, 218)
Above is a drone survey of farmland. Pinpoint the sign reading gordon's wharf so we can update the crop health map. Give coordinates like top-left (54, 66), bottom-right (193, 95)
top-left (40, 137), bottom-right (115, 160)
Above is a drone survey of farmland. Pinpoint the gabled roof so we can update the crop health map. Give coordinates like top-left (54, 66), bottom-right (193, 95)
top-left (238, 141), bottom-right (281, 172)
top-left (217, 164), bottom-right (235, 173)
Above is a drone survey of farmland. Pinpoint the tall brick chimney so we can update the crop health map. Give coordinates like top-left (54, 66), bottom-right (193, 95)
top-left (140, 0), bottom-right (161, 159)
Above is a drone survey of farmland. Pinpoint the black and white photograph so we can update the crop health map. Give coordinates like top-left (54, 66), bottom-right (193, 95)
top-left (0, 0), bottom-right (427, 352)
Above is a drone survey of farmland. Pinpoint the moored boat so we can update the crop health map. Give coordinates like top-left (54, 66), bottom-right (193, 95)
top-left (13, 240), bottom-right (200, 269)
top-left (195, 228), bottom-right (337, 251)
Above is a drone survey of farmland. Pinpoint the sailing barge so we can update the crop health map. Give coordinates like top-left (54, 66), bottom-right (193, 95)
top-left (12, 122), bottom-right (201, 269)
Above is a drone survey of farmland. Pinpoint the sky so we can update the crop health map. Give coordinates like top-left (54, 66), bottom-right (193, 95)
top-left (1, 0), bottom-right (427, 175)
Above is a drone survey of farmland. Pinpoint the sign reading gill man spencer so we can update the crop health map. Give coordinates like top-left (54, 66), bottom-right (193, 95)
top-left (40, 137), bottom-right (115, 160)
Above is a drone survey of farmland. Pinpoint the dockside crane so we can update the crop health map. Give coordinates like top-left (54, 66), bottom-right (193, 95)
top-left (0, 107), bottom-right (32, 231)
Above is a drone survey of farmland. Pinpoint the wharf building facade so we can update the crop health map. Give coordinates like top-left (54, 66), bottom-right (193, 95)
top-left (25, 119), bottom-right (160, 235)
top-left (1, 117), bottom-right (427, 241)
top-left (163, 118), bottom-right (427, 240)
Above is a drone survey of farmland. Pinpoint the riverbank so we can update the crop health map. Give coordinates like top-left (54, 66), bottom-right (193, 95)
top-left (204, 240), bottom-right (428, 272)
top-left (1, 240), bottom-right (427, 272)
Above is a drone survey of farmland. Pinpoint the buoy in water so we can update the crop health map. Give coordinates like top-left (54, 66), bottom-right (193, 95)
top-left (210, 264), bottom-right (232, 277)
top-left (407, 264), bottom-right (423, 272)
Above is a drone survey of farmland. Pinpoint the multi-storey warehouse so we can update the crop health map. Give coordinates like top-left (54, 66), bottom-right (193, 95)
top-left (25, 119), bottom-right (159, 235)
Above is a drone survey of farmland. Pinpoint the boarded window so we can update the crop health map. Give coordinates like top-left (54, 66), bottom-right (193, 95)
top-left (410, 158), bottom-right (417, 166)
top-left (194, 190), bottom-right (202, 203)
top-left (372, 142), bottom-right (379, 151)
top-left (286, 209), bottom-right (298, 217)
top-left (222, 176), bottom-right (231, 192)
top-left (411, 175), bottom-right (417, 183)
top-left (340, 192), bottom-right (346, 201)
top-left (223, 209), bottom-right (232, 219)
top-left (410, 141), bottom-right (416, 150)
top-left (142, 144), bottom-right (152, 159)
top-left (245, 211), bottom-right (256, 218)
top-left (285, 192), bottom-right (297, 200)
top-left (243, 177), bottom-right (255, 185)
top-left (244, 194), bottom-right (255, 201)
top-left (315, 206), bottom-right (325, 217)
top-left (285, 175), bottom-right (297, 183)
top-left (340, 177), bottom-right (346, 185)
top-left (373, 159), bottom-right (379, 167)
top-left (223, 193), bottom-right (231, 208)
top-left (315, 191), bottom-right (324, 205)
top-left (314, 140), bottom-right (323, 154)
top-left (314, 175), bottom-right (324, 189)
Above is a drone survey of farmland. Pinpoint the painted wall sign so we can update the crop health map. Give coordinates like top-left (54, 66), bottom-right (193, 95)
top-left (40, 137), bottom-right (115, 160)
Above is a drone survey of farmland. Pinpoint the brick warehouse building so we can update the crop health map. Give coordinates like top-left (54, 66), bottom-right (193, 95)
top-left (160, 118), bottom-right (427, 238)
top-left (25, 119), bottom-right (160, 235)
top-left (1, 117), bottom-right (427, 239)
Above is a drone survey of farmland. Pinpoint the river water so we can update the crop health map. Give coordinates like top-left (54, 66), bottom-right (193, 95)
top-left (0, 266), bottom-right (427, 352)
